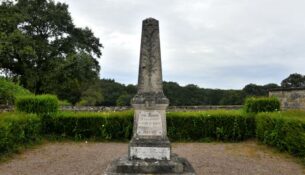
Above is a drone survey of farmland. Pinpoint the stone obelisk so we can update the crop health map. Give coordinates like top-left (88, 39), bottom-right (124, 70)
top-left (129, 17), bottom-right (171, 161)
top-left (104, 18), bottom-right (196, 175)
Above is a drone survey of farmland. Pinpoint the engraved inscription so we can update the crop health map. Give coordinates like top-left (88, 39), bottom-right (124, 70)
top-left (130, 147), bottom-right (170, 160)
top-left (137, 110), bottom-right (162, 136)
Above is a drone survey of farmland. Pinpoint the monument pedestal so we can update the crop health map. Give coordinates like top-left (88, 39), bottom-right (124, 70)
top-left (104, 154), bottom-right (196, 175)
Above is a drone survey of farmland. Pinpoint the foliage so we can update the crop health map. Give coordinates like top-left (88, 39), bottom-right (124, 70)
top-left (0, 77), bottom-right (32, 105)
top-left (99, 79), bottom-right (134, 106)
top-left (42, 110), bottom-right (255, 142)
top-left (244, 97), bottom-right (280, 113)
top-left (0, 112), bottom-right (41, 155)
top-left (256, 111), bottom-right (305, 163)
top-left (167, 110), bottom-right (255, 141)
top-left (76, 82), bottom-right (104, 106)
top-left (281, 73), bottom-right (305, 88)
top-left (45, 111), bottom-right (134, 140)
top-left (116, 94), bottom-right (133, 106)
top-left (16, 94), bottom-right (59, 114)
top-left (242, 83), bottom-right (279, 97)
top-left (0, 0), bottom-right (102, 104)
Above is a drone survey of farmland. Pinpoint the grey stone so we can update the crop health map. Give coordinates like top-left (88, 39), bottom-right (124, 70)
top-left (104, 18), bottom-right (196, 174)
top-left (104, 154), bottom-right (196, 175)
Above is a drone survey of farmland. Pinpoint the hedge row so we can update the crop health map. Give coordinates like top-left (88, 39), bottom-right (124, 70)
top-left (0, 112), bottom-right (41, 155)
top-left (16, 95), bottom-right (59, 114)
top-left (167, 110), bottom-right (255, 141)
top-left (44, 111), bottom-right (133, 140)
top-left (244, 97), bottom-right (280, 113)
top-left (43, 110), bottom-right (255, 141)
top-left (256, 111), bottom-right (305, 163)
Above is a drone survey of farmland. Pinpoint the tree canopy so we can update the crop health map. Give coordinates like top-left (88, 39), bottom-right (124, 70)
top-left (0, 0), bottom-right (102, 104)
top-left (281, 73), bottom-right (305, 88)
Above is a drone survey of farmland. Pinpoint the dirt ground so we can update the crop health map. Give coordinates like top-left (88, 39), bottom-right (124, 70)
top-left (0, 140), bottom-right (304, 175)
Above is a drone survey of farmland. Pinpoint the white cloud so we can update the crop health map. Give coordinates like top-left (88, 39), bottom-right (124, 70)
top-left (58, 0), bottom-right (305, 89)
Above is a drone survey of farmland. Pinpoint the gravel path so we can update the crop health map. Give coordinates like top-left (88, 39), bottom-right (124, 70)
top-left (0, 141), bottom-right (304, 175)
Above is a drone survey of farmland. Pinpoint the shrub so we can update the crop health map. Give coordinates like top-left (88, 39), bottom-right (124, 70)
top-left (16, 95), bottom-right (59, 114)
top-left (45, 111), bottom-right (133, 140)
top-left (44, 110), bottom-right (255, 142)
top-left (0, 112), bottom-right (41, 155)
top-left (256, 111), bottom-right (305, 162)
top-left (244, 97), bottom-right (280, 113)
top-left (0, 78), bottom-right (32, 105)
top-left (167, 110), bottom-right (255, 141)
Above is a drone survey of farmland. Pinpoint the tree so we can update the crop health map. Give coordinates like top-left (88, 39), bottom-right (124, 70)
top-left (0, 0), bottom-right (102, 101)
top-left (281, 73), bottom-right (305, 88)
top-left (99, 79), bottom-right (126, 106)
top-left (242, 84), bottom-right (265, 96)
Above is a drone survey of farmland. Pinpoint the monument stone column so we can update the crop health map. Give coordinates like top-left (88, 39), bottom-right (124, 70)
top-left (104, 18), bottom-right (196, 175)
top-left (129, 17), bottom-right (171, 161)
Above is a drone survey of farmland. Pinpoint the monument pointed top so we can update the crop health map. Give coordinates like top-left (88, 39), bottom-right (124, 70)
top-left (143, 17), bottom-right (158, 22)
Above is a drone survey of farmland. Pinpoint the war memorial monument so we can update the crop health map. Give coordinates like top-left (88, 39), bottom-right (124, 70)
top-left (104, 18), bottom-right (195, 174)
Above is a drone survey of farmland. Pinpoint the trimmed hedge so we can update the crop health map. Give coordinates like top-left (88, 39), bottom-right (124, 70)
top-left (256, 111), bottom-right (305, 163)
top-left (0, 112), bottom-right (41, 155)
top-left (44, 110), bottom-right (255, 141)
top-left (244, 97), bottom-right (280, 113)
top-left (16, 95), bottom-right (59, 114)
top-left (167, 110), bottom-right (255, 141)
top-left (45, 111), bottom-right (134, 140)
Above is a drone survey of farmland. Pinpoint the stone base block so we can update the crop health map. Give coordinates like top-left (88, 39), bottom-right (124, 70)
top-left (129, 138), bottom-right (171, 160)
top-left (104, 154), bottom-right (196, 175)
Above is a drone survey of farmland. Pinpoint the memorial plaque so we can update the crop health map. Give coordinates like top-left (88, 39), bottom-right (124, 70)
top-left (130, 147), bottom-right (170, 160)
top-left (137, 110), bottom-right (163, 136)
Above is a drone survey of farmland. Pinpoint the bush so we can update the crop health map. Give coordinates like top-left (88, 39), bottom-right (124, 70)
top-left (43, 110), bottom-right (255, 142)
top-left (0, 112), bottom-right (41, 155)
top-left (16, 95), bottom-right (59, 114)
top-left (256, 111), bottom-right (305, 162)
top-left (244, 97), bottom-right (280, 113)
top-left (45, 111), bottom-right (133, 140)
top-left (167, 110), bottom-right (255, 141)
top-left (0, 78), bottom-right (32, 105)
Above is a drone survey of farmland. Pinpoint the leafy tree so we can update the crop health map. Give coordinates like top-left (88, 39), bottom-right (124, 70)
top-left (242, 84), bottom-right (265, 96)
top-left (281, 73), bottom-right (305, 88)
top-left (0, 0), bottom-right (102, 103)
top-left (116, 94), bottom-right (133, 106)
top-left (99, 79), bottom-right (126, 106)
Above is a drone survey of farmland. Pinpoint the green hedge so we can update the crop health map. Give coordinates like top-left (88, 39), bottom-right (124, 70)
top-left (244, 97), bottom-right (280, 113)
top-left (167, 110), bottom-right (255, 141)
top-left (256, 111), bottom-right (305, 162)
top-left (0, 112), bottom-right (41, 155)
top-left (45, 111), bottom-right (133, 140)
top-left (44, 110), bottom-right (255, 141)
top-left (16, 95), bottom-right (59, 114)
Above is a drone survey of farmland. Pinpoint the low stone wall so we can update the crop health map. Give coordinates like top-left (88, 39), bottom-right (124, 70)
top-left (61, 105), bottom-right (242, 112)
top-left (269, 87), bottom-right (305, 110)
top-left (0, 105), bottom-right (243, 113)
top-left (0, 105), bottom-right (14, 112)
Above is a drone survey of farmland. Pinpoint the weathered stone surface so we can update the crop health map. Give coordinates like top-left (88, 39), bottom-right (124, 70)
top-left (269, 87), bottom-right (305, 110)
top-left (104, 154), bottom-right (196, 175)
top-left (104, 17), bottom-right (196, 174)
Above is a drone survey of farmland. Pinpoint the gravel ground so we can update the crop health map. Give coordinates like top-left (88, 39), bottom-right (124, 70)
top-left (0, 140), bottom-right (304, 175)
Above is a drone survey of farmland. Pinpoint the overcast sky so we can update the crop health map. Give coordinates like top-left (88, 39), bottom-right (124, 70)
top-left (58, 0), bottom-right (305, 89)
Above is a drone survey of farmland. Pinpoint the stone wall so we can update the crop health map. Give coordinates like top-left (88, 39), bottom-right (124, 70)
top-left (0, 105), bottom-right (242, 112)
top-left (269, 87), bottom-right (305, 110)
